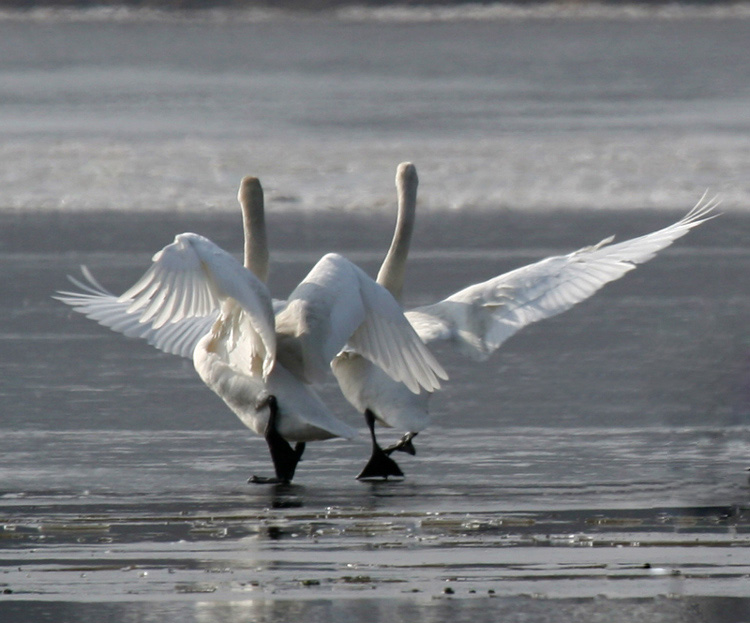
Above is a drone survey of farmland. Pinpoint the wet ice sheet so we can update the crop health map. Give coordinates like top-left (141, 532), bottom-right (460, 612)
top-left (2, 209), bottom-right (750, 617)
top-left (1, 427), bottom-right (749, 510)
top-left (1, 427), bottom-right (749, 601)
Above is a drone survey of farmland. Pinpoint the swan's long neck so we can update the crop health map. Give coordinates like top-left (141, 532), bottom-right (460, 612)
top-left (376, 162), bottom-right (417, 303)
top-left (238, 176), bottom-right (269, 283)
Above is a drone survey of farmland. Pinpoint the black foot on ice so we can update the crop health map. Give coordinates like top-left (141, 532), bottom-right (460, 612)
top-left (249, 442), bottom-right (305, 484)
top-left (249, 474), bottom-right (285, 485)
top-left (357, 409), bottom-right (405, 480)
top-left (384, 432), bottom-right (418, 456)
top-left (249, 396), bottom-right (305, 485)
top-left (357, 445), bottom-right (405, 480)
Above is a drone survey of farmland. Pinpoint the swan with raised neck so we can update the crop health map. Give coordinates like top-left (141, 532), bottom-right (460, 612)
top-left (238, 176), bottom-right (269, 283)
top-left (376, 162), bottom-right (418, 302)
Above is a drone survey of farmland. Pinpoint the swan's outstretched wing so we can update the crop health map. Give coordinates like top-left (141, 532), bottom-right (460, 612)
top-left (275, 253), bottom-right (447, 393)
top-left (55, 266), bottom-right (218, 359)
top-left (56, 233), bottom-right (277, 377)
top-left (407, 196), bottom-right (718, 361)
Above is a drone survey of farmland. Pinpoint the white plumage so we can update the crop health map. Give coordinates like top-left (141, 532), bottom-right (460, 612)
top-left (332, 164), bottom-right (718, 448)
top-left (406, 196), bottom-right (717, 361)
top-left (55, 176), bottom-right (447, 481)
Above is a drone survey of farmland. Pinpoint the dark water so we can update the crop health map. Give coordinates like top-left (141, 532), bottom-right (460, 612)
top-left (1, 207), bottom-right (750, 620)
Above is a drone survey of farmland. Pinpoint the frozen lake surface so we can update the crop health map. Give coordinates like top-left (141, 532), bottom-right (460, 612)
top-left (1, 5), bottom-right (750, 621)
top-left (2, 206), bottom-right (750, 621)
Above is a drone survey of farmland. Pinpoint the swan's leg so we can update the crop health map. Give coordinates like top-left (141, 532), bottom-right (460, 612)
top-left (384, 432), bottom-right (418, 456)
top-left (249, 396), bottom-right (306, 484)
top-left (357, 409), bottom-right (404, 480)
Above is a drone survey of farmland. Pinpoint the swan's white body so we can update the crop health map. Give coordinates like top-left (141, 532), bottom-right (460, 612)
top-left (334, 349), bottom-right (432, 431)
top-left (332, 163), bottom-right (430, 432)
top-left (191, 251), bottom-right (443, 441)
top-left (332, 163), bottom-right (718, 433)
top-left (55, 178), bottom-right (446, 448)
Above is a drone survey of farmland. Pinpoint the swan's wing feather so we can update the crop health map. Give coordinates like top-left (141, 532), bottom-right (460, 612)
top-left (580, 192), bottom-right (718, 264)
top-left (119, 233), bottom-right (223, 325)
top-left (59, 233), bottom-right (277, 376)
top-left (280, 253), bottom-right (446, 393)
top-left (55, 267), bottom-right (218, 358)
top-left (186, 237), bottom-right (277, 378)
top-left (409, 196), bottom-right (718, 361)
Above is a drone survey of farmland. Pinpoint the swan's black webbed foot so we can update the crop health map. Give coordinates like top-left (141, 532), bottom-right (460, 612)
top-left (249, 396), bottom-right (306, 485)
top-left (249, 474), bottom-right (283, 485)
top-left (357, 409), bottom-right (405, 480)
top-left (357, 445), bottom-right (404, 480)
top-left (384, 432), bottom-right (418, 456)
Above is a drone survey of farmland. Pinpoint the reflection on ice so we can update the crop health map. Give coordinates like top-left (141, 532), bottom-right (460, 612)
top-left (0, 425), bottom-right (748, 601)
top-left (1, 493), bottom-right (749, 601)
top-left (3, 204), bottom-right (750, 613)
top-left (1, 426), bottom-right (748, 510)
top-left (1, 8), bottom-right (750, 619)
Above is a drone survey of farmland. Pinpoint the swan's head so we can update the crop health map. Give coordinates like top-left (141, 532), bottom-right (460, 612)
top-left (238, 176), bottom-right (263, 210)
top-left (396, 162), bottom-right (418, 189)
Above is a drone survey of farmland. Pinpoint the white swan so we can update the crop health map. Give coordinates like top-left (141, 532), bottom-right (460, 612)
top-left (332, 162), bottom-right (718, 479)
top-left (55, 176), bottom-right (447, 483)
